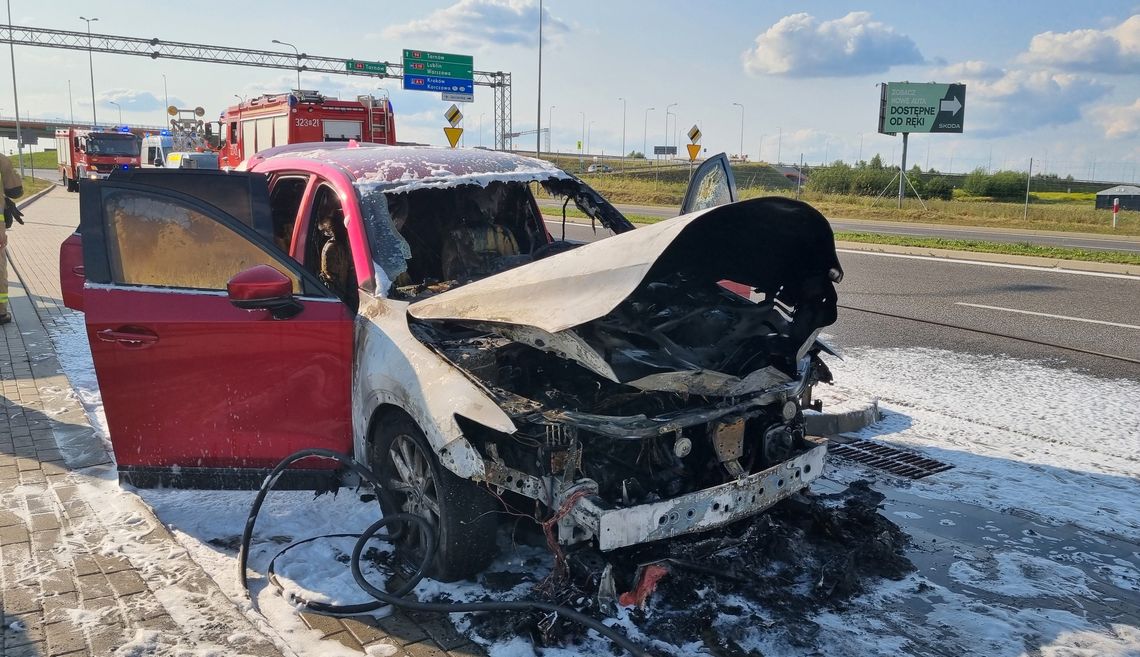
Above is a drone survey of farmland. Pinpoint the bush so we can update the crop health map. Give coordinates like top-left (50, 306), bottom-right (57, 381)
top-left (919, 176), bottom-right (953, 201)
top-left (962, 168), bottom-right (1027, 200)
top-left (805, 163), bottom-right (852, 194)
top-left (850, 168), bottom-right (896, 196)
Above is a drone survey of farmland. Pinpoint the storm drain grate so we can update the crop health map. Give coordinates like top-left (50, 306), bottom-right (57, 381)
top-left (828, 439), bottom-right (953, 480)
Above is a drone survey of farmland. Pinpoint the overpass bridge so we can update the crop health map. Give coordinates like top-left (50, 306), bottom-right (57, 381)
top-left (0, 116), bottom-right (166, 144)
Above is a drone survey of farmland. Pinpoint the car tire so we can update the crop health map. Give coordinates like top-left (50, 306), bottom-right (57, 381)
top-left (370, 411), bottom-right (499, 582)
top-left (65, 176), bottom-right (77, 192)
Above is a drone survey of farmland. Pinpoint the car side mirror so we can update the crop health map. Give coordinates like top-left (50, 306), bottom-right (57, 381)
top-left (226, 265), bottom-right (303, 320)
top-left (153, 157), bottom-right (164, 167)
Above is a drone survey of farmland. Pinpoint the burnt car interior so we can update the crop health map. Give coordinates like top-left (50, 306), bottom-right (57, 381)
top-left (386, 181), bottom-right (550, 297)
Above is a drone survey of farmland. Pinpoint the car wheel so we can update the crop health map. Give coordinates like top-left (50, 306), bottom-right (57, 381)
top-left (370, 411), bottom-right (499, 582)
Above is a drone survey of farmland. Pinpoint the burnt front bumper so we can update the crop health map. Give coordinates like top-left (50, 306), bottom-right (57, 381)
top-left (566, 436), bottom-right (828, 551)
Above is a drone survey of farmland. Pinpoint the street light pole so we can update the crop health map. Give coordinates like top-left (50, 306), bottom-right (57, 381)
top-left (162, 73), bottom-right (169, 114)
top-left (578, 111), bottom-right (584, 170)
top-left (8, 0), bottom-right (25, 173)
top-left (587, 120), bottom-right (595, 156)
top-left (642, 107), bottom-right (654, 157)
top-left (548, 105), bottom-right (555, 152)
top-left (479, 113), bottom-right (484, 147)
top-left (536, 0), bottom-right (542, 157)
top-left (732, 102), bottom-right (744, 161)
top-left (272, 39), bottom-right (301, 89)
top-left (776, 126), bottom-right (782, 165)
top-left (618, 97), bottom-right (626, 171)
top-left (665, 102), bottom-right (676, 156)
top-left (68, 79), bottom-right (74, 126)
top-left (108, 100), bottom-right (121, 126)
top-left (80, 16), bottom-right (98, 128)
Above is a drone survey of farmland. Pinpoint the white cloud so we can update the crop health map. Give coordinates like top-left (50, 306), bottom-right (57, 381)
top-left (963, 69), bottom-right (1111, 137)
top-left (1020, 14), bottom-right (1140, 73)
top-left (742, 12), bottom-right (923, 77)
top-left (933, 59), bottom-right (1004, 81)
top-left (381, 0), bottom-right (569, 52)
top-left (1090, 98), bottom-right (1140, 138)
top-left (97, 89), bottom-right (182, 113)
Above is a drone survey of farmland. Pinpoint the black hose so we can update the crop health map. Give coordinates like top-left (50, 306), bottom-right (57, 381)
top-left (239, 448), bottom-right (651, 657)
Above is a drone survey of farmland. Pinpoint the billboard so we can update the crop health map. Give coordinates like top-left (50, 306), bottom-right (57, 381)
top-left (879, 83), bottom-right (966, 135)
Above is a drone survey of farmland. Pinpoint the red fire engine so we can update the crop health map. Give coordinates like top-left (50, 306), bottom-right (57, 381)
top-left (217, 90), bottom-right (397, 169)
top-left (56, 128), bottom-right (143, 192)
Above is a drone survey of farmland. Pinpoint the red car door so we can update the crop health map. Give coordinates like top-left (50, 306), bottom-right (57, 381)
top-left (78, 173), bottom-right (354, 488)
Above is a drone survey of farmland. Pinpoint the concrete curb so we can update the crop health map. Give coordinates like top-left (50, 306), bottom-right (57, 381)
top-left (836, 240), bottom-right (1140, 276)
top-left (14, 180), bottom-right (55, 211)
top-left (804, 395), bottom-right (881, 437)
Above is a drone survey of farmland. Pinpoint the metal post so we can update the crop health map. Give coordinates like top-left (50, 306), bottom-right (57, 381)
top-left (733, 102), bottom-right (743, 161)
top-left (8, 0), bottom-right (24, 174)
top-left (858, 133), bottom-right (863, 162)
top-left (1023, 157), bottom-right (1033, 221)
top-left (898, 132), bottom-right (909, 208)
top-left (548, 105), bottom-right (554, 152)
top-left (587, 120), bottom-right (593, 156)
top-left (619, 97), bottom-right (626, 171)
top-left (759, 135), bottom-right (764, 162)
top-left (776, 127), bottom-right (782, 165)
top-left (109, 100), bottom-right (120, 126)
top-left (642, 107), bottom-right (653, 158)
top-left (797, 153), bottom-right (803, 199)
top-left (578, 111), bottom-right (584, 170)
top-left (162, 73), bottom-right (168, 114)
top-left (68, 79), bottom-right (74, 125)
top-left (535, 0), bottom-right (542, 156)
top-left (80, 16), bottom-right (98, 128)
top-left (665, 102), bottom-right (676, 157)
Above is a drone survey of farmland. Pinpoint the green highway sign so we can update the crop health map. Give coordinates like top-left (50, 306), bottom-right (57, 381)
top-left (402, 49), bottom-right (474, 79)
top-left (346, 59), bottom-right (387, 75)
top-left (878, 82), bottom-right (966, 134)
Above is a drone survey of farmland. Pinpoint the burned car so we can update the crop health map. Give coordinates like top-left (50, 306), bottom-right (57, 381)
top-left (59, 145), bottom-right (842, 581)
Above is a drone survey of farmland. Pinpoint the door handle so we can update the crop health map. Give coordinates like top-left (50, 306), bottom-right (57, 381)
top-left (97, 328), bottom-right (159, 348)
top-left (72, 265), bottom-right (85, 277)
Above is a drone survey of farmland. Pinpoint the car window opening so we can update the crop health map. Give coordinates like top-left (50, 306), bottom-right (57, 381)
top-left (304, 184), bottom-right (357, 311)
top-left (385, 182), bottom-right (552, 300)
top-left (268, 176), bottom-right (307, 254)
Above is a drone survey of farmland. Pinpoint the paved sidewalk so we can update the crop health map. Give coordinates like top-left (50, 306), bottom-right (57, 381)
top-left (1, 185), bottom-right (489, 657)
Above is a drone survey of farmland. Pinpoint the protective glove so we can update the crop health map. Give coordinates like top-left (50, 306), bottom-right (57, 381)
top-left (3, 197), bottom-right (23, 229)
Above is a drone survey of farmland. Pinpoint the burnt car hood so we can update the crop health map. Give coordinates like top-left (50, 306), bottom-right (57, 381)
top-left (408, 197), bottom-right (842, 396)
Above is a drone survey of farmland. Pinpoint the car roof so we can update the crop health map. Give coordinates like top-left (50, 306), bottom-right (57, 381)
top-left (247, 142), bottom-right (572, 194)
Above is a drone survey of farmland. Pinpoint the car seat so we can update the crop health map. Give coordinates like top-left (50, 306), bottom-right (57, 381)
top-left (440, 222), bottom-right (520, 280)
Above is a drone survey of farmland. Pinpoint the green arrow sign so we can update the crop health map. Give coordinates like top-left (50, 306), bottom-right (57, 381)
top-left (346, 59), bottom-right (387, 75)
top-left (878, 82), bottom-right (966, 134)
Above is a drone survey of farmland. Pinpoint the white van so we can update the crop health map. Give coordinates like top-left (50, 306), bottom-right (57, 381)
top-left (141, 134), bottom-right (219, 169)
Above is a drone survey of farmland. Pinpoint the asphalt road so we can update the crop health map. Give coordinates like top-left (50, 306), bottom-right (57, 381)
top-left (538, 199), bottom-right (1140, 254)
top-left (545, 217), bottom-right (1140, 380)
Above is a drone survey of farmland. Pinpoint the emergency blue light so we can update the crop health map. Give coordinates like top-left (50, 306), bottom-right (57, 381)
top-left (119, 125), bottom-right (131, 133)
top-left (121, 164), bottom-right (130, 170)
top-left (160, 129), bottom-right (171, 136)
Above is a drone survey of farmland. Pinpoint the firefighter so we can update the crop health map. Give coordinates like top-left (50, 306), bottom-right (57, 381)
top-left (1, 153), bottom-right (25, 325)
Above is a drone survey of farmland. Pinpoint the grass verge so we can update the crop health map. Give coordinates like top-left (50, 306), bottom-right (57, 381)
top-left (835, 231), bottom-right (1140, 266)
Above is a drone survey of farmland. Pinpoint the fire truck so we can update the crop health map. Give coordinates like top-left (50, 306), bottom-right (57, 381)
top-left (217, 90), bottom-right (396, 169)
top-left (56, 127), bottom-right (143, 192)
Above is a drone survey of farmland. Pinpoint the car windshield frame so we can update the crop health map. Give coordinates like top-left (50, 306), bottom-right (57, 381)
top-left (87, 135), bottom-right (141, 157)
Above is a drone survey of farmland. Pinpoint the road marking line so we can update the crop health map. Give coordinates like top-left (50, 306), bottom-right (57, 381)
top-left (954, 302), bottom-right (1140, 330)
top-left (837, 249), bottom-right (1140, 281)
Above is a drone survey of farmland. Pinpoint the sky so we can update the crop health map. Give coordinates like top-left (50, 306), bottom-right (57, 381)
top-left (2, 0), bottom-right (1139, 180)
